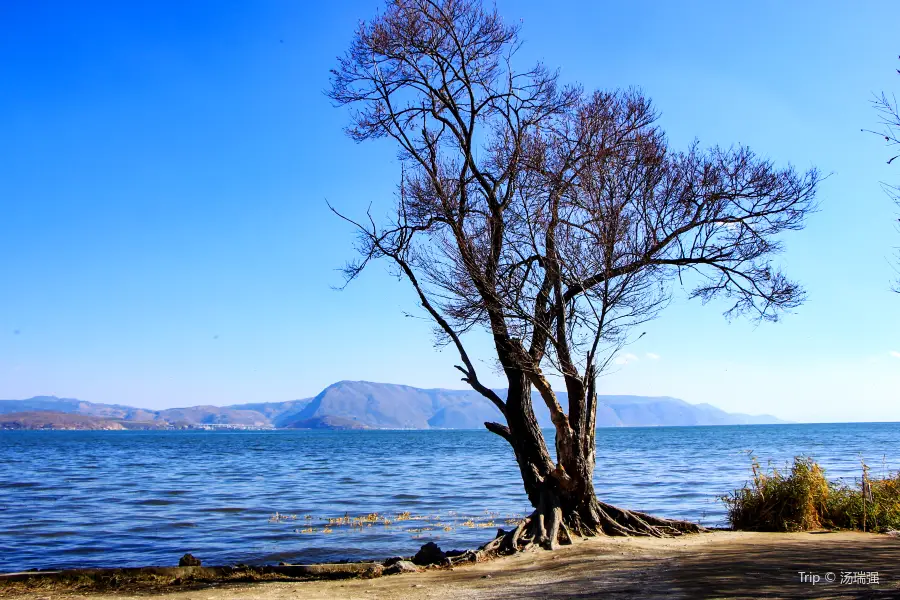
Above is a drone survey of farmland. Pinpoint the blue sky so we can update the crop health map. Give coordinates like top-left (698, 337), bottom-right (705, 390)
top-left (1, 0), bottom-right (898, 421)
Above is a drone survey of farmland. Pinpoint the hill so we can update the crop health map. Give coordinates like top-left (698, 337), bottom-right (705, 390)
top-left (0, 411), bottom-right (124, 430)
top-left (0, 382), bottom-right (787, 430)
top-left (0, 410), bottom-right (180, 430)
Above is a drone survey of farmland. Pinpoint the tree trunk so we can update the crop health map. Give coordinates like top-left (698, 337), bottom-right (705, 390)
top-left (482, 371), bottom-right (703, 556)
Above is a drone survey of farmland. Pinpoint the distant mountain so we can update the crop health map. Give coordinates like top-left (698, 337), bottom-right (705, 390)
top-left (594, 395), bottom-right (784, 427)
top-left (227, 399), bottom-right (314, 425)
top-left (0, 396), bottom-right (158, 422)
top-left (0, 382), bottom-right (787, 430)
top-left (282, 415), bottom-right (371, 430)
top-left (292, 381), bottom-right (502, 429)
top-left (512, 392), bottom-right (787, 428)
top-left (0, 411), bottom-right (126, 430)
top-left (155, 405), bottom-right (270, 427)
top-left (0, 397), bottom-right (310, 429)
top-left (0, 411), bottom-right (169, 431)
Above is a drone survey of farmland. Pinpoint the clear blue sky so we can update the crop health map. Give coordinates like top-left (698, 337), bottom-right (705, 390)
top-left (1, 0), bottom-right (898, 421)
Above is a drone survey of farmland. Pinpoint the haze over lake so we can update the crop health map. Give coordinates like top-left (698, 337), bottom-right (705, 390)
top-left (2, 422), bottom-right (899, 573)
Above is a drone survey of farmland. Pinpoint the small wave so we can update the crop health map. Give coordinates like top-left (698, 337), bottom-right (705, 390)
top-left (257, 533), bottom-right (302, 543)
top-left (58, 546), bottom-right (109, 555)
top-left (2, 424), bottom-right (898, 574)
top-left (33, 531), bottom-right (80, 538)
top-left (665, 492), bottom-right (706, 499)
top-left (132, 498), bottom-right (176, 506)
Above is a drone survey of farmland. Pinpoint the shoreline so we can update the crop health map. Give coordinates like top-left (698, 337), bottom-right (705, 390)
top-left (3, 531), bottom-right (899, 598)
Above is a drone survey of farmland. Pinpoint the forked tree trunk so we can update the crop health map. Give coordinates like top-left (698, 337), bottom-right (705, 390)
top-left (328, 0), bottom-right (816, 557)
top-left (482, 370), bottom-right (703, 556)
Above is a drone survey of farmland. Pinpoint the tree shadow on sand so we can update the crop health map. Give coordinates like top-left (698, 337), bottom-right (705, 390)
top-left (465, 533), bottom-right (900, 599)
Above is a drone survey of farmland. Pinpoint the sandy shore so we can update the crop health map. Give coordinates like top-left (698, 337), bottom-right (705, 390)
top-left (9, 531), bottom-right (900, 599)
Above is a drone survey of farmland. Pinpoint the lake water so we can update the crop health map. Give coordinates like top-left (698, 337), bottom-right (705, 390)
top-left (2, 423), bottom-right (899, 573)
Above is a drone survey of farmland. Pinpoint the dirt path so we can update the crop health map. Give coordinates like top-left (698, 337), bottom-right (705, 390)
top-left (22, 531), bottom-right (900, 599)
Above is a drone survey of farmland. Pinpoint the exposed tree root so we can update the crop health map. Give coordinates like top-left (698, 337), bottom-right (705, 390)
top-left (592, 501), bottom-right (704, 538)
top-left (480, 496), bottom-right (706, 557)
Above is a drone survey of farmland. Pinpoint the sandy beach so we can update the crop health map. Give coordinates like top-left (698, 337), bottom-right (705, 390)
top-left (7, 531), bottom-right (897, 600)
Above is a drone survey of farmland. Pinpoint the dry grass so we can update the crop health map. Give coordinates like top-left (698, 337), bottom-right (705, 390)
top-left (724, 456), bottom-right (900, 533)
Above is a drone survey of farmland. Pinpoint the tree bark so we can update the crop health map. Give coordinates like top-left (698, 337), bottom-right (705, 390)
top-left (483, 372), bottom-right (704, 556)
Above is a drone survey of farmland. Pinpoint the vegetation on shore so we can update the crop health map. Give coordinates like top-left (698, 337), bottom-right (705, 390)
top-left (724, 456), bottom-right (900, 533)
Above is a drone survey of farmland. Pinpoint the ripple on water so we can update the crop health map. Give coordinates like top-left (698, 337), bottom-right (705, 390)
top-left (131, 498), bottom-right (177, 506)
top-left (391, 494), bottom-right (420, 500)
top-left (57, 546), bottom-right (110, 555)
top-left (128, 524), bottom-right (172, 533)
top-left (2, 425), bottom-right (900, 573)
top-left (33, 531), bottom-right (80, 538)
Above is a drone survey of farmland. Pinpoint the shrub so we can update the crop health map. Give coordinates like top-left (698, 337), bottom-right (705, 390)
top-left (723, 456), bottom-right (900, 533)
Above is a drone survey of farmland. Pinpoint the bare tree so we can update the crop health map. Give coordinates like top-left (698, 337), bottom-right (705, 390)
top-left (328, 0), bottom-right (818, 549)
top-left (868, 55), bottom-right (900, 291)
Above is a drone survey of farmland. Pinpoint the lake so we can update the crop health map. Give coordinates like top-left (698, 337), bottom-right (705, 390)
top-left (2, 423), bottom-right (899, 572)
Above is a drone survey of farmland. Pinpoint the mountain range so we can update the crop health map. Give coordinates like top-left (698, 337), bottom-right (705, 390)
top-left (0, 380), bottom-right (786, 430)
